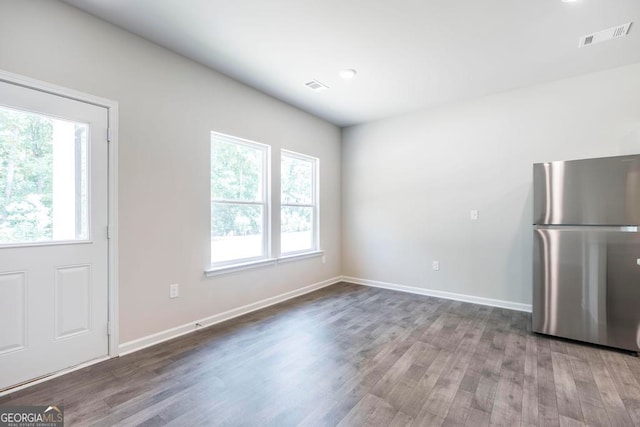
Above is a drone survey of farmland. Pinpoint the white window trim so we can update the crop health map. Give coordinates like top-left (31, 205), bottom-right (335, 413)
top-left (204, 250), bottom-right (324, 277)
top-left (280, 149), bottom-right (319, 257)
top-left (205, 257), bottom-right (277, 277)
top-left (210, 132), bottom-right (271, 269)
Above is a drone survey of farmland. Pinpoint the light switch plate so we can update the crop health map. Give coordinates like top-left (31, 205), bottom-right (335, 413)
top-left (470, 210), bottom-right (479, 220)
top-left (169, 283), bottom-right (179, 299)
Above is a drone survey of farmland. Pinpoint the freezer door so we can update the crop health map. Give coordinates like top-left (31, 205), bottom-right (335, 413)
top-left (533, 155), bottom-right (640, 225)
top-left (533, 227), bottom-right (640, 351)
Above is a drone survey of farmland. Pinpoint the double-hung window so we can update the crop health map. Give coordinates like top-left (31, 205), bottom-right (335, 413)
top-left (280, 150), bottom-right (318, 255)
top-left (210, 132), bottom-right (269, 266)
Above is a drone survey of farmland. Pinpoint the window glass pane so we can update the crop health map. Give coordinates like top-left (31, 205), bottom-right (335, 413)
top-left (211, 203), bottom-right (263, 263)
top-left (281, 206), bottom-right (313, 253)
top-left (211, 138), bottom-right (263, 202)
top-left (281, 155), bottom-right (312, 205)
top-left (0, 106), bottom-right (88, 245)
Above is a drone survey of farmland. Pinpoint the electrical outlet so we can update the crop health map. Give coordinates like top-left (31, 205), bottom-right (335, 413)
top-left (470, 210), bottom-right (479, 220)
top-left (432, 261), bottom-right (440, 271)
top-left (322, 255), bottom-right (326, 264)
top-left (169, 283), bottom-right (179, 299)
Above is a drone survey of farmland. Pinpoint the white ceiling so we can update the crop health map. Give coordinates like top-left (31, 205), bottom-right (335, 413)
top-left (62, 0), bottom-right (640, 127)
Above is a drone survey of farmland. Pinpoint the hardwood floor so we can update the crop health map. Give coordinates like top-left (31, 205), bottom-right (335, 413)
top-left (2, 282), bottom-right (640, 426)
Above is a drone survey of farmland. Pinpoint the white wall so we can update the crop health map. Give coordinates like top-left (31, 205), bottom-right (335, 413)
top-left (0, 0), bottom-right (341, 343)
top-left (342, 63), bottom-right (640, 306)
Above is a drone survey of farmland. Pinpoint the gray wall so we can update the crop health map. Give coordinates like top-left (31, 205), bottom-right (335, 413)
top-left (342, 63), bottom-right (640, 306)
top-left (0, 0), bottom-right (341, 343)
top-left (3, 0), bottom-right (640, 343)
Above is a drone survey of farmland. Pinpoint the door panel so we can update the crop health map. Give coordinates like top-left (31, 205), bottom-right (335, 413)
top-left (533, 228), bottom-right (640, 351)
top-left (0, 272), bottom-right (26, 354)
top-left (54, 265), bottom-right (91, 339)
top-left (0, 80), bottom-right (109, 390)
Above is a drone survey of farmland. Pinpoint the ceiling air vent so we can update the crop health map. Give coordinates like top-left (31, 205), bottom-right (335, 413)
top-left (305, 80), bottom-right (329, 92)
top-left (579, 22), bottom-right (632, 48)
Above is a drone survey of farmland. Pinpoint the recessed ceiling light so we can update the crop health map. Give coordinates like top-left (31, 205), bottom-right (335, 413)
top-left (561, 0), bottom-right (579, 3)
top-left (339, 69), bottom-right (357, 79)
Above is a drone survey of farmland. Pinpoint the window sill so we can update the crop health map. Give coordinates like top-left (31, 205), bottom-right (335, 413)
top-left (204, 250), bottom-right (324, 277)
top-left (205, 258), bottom-right (277, 277)
top-left (277, 250), bottom-right (324, 264)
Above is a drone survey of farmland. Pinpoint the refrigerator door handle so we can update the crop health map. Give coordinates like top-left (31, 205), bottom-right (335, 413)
top-left (533, 225), bottom-right (638, 232)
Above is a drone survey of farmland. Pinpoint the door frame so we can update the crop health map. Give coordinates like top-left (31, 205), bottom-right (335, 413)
top-left (0, 69), bottom-right (120, 359)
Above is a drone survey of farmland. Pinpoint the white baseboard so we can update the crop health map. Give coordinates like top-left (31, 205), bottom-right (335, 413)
top-left (119, 276), bottom-right (342, 356)
top-left (341, 276), bottom-right (532, 313)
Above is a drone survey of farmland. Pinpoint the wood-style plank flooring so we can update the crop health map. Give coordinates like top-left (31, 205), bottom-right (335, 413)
top-left (2, 282), bottom-right (640, 426)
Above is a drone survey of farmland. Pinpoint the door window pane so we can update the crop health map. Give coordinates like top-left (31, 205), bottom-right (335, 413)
top-left (0, 106), bottom-right (88, 245)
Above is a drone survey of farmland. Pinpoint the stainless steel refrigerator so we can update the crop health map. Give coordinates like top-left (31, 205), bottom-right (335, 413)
top-left (532, 154), bottom-right (640, 352)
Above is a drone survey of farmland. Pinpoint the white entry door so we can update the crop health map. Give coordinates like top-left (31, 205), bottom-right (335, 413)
top-left (0, 80), bottom-right (109, 391)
